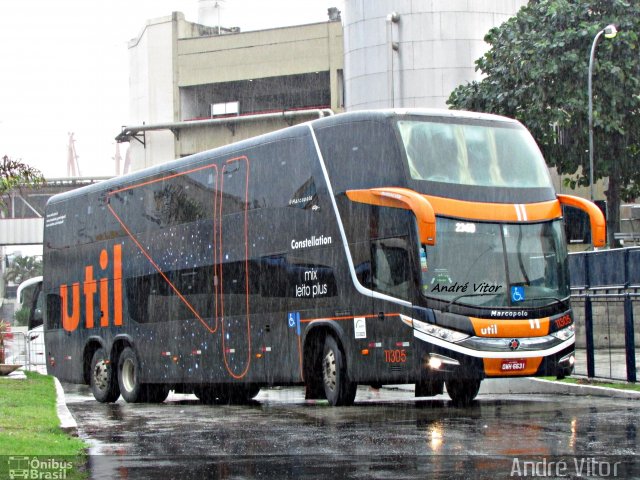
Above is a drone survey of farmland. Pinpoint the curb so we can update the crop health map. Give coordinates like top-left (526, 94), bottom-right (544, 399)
top-left (53, 377), bottom-right (78, 436)
top-left (6, 369), bottom-right (26, 380)
top-left (386, 377), bottom-right (640, 399)
top-left (528, 377), bottom-right (640, 399)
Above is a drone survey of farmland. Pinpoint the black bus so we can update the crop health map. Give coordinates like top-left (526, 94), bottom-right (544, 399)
top-left (42, 109), bottom-right (605, 406)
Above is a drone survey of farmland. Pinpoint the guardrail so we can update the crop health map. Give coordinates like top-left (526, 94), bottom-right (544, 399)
top-left (569, 247), bottom-right (639, 382)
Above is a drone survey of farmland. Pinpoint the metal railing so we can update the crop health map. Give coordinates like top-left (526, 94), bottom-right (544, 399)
top-left (3, 329), bottom-right (46, 372)
top-left (569, 247), bottom-right (640, 382)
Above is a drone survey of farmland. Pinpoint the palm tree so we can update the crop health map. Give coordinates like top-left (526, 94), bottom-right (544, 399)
top-left (4, 256), bottom-right (42, 285)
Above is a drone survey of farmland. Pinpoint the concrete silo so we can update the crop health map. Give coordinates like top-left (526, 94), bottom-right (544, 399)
top-left (343, 0), bottom-right (528, 110)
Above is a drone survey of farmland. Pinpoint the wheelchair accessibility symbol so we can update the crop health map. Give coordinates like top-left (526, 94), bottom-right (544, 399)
top-left (287, 312), bottom-right (301, 335)
top-left (511, 286), bottom-right (525, 303)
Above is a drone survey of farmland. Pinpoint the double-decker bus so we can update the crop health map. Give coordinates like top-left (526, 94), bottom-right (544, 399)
top-left (42, 109), bottom-right (605, 406)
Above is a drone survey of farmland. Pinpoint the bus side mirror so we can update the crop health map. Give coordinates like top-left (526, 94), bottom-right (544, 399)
top-left (346, 187), bottom-right (436, 245)
top-left (557, 194), bottom-right (606, 248)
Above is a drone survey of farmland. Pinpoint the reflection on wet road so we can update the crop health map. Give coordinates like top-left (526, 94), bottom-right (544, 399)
top-left (63, 384), bottom-right (640, 479)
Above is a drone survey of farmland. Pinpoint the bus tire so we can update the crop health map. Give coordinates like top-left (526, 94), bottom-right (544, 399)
top-left (90, 348), bottom-right (120, 403)
top-left (244, 384), bottom-right (261, 400)
top-left (195, 384), bottom-right (259, 404)
top-left (445, 377), bottom-right (481, 406)
top-left (221, 384), bottom-right (261, 404)
top-left (322, 335), bottom-right (357, 406)
top-left (117, 347), bottom-right (145, 403)
top-left (303, 335), bottom-right (326, 400)
top-left (194, 386), bottom-right (218, 404)
top-left (143, 384), bottom-right (170, 403)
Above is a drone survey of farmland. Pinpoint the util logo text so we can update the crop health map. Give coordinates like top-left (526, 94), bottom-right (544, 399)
top-left (481, 324), bottom-right (498, 335)
top-left (61, 244), bottom-right (123, 332)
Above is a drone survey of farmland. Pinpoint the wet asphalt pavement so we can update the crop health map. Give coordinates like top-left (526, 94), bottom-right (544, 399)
top-left (62, 384), bottom-right (640, 479)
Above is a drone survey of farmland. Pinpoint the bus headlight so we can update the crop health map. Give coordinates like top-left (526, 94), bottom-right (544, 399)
top-left (551, 325), bottom-right (575, 341)
top-left (413, 319), bottom-right (469, 343)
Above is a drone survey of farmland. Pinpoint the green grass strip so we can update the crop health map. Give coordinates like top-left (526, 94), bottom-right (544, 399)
top-left (0, 371), bottom-right (87, 478)
top-left (541, 376), bottom-right (640, 392)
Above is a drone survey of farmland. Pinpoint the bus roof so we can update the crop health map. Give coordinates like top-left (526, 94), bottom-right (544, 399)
top-left (45, 108), bottom-right (519, 206)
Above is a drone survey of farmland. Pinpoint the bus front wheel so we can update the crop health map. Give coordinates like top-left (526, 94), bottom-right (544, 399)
top-left (90, 348), bottom-right (120, 403)
top-left (322, 335), bottom-right (357, 406)
top-left (445, 377), bottom-right (481, 406)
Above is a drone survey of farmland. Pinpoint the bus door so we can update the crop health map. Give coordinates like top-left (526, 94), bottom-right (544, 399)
top-left (369, 207), bottom-right (416, 382)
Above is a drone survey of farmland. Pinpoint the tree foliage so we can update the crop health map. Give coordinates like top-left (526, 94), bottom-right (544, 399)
top-left (0, 155), bottom-right (45, 213)
top-left (4, 255), bottom-right (43, 285)
top-left (447, 0), bottom-right (640, 244)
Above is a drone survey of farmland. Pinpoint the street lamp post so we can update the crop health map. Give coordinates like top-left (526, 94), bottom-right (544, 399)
top-left (588, 24), bottom-right (618, 201)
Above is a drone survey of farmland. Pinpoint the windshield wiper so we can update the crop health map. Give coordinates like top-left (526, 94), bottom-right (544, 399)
top-left (440, 293), bottom-right (503, 313)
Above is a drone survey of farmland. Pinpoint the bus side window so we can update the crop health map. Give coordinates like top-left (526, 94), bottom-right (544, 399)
top-left (46, 294), bottom-right (62, 330)
top-left (126, 276), bottom-right (152, 323)
top-left (371, 238), bottom-right (410, 299)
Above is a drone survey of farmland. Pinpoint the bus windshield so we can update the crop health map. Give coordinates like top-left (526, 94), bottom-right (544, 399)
top-left (397, 118), bottom-right (553, 188)
top-left (420, 218), bottom-right (569, 308)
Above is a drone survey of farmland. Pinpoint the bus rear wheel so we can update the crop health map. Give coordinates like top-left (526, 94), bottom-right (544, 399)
top-left (322, 335), bottom-right (357, 406)
top-left (118, 347), bottom-right (147, 403)
top-left (90, 348), bottom-right (120, 403)
top-left (445, 377), bottom-right (481, 406)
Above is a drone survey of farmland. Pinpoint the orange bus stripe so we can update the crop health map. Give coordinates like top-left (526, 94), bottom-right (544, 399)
top-left (113, 244), bottom-right (123, 326)
top-left (107, 163), bottom-right (217, 195)
top-left (299, 313), bottom-right (401, 323)
top-left (219, 156), bottom-right (252, 380)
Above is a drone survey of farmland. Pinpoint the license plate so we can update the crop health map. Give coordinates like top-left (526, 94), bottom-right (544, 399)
top-left (501, 359), bottom-right (526, 372)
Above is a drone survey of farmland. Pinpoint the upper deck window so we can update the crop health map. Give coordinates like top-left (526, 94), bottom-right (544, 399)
top-left (397, 118), bottom-right (553, 189)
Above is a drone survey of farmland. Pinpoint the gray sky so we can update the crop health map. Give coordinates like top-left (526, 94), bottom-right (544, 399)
top-left (0, 0), bottom-right (344, 178)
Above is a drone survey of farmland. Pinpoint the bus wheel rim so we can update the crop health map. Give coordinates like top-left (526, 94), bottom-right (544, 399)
top-left (94, 361), bottom-right (109, 391)
top-left (323, 350), bottom-right (337, 392)
top-left (122, 358), bottom-right (136, 393)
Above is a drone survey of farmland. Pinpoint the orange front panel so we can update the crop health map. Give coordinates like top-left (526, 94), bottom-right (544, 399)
top-left (470, 317), bottom-right (550, 337)
top-left (484, 357), bottom-right (543, 376)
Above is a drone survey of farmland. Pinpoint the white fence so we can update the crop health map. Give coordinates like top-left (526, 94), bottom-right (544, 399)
top-left (4, 327), bottom-right (46, 373)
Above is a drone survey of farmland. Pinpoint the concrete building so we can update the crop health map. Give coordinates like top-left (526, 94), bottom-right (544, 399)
top-left (118, 3), bottom-right (534, 172)
top-left (118, 12), bottom-right (344, 171)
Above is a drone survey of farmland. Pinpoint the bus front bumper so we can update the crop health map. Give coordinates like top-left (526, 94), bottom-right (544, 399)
top-left (412, 327), bottom-right (576, 380)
